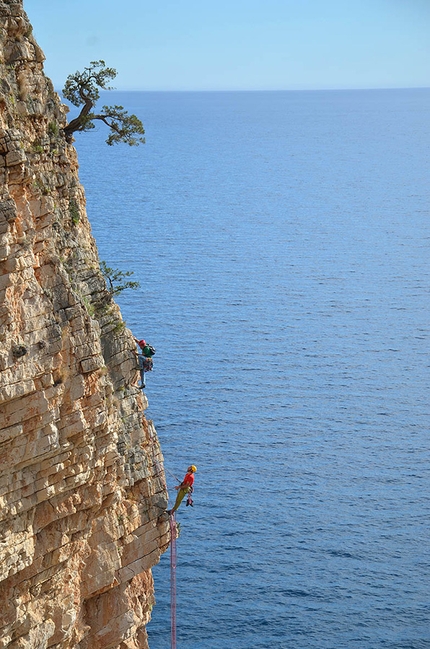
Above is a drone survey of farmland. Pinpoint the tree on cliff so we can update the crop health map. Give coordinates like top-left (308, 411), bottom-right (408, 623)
top-left (100, 261), bottom-right (140, 296)
top-left (62, 60), bottom-right (145, 146)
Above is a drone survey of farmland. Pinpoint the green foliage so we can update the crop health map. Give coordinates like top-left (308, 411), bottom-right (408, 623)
top-left (63, 60), bottom-right (116, 106)
top-left (113, 320), bottom-right (126, 334)
top-left (100, 261), bottom-right (140, 296)
top-left (62, 60), bottom-right (145, 146)
top-left (32, 141), bottom-right (43, 154)
top-left (48, 121), bottom-right (59, 137)
top-left (69, 198), bottom-right (80, 224)
top-left (81, 294), bottom-right (95, 317)
top-left (99, 105), bottom-right (146, 146)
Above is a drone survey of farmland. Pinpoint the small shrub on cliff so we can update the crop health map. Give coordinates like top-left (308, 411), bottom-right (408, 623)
top-left (69, 198), bottom-right (80, 224)
top-left (32, 140), bottom-right (43, 154)
top-left (100, 261), bottom-right (140, 296)
top-left (48, 121), bottom-right (59, 137)
top-left (80, 294), bottom-right (95, 317)
top-left (62, 60), bottom-right (145, 146)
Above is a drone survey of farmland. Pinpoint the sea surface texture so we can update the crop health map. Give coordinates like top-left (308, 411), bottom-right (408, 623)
top-left (75, 89), bottom-right (430, 649)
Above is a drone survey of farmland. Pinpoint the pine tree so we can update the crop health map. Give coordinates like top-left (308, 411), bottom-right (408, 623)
top-left (63, 60), bottom-right (145, 146)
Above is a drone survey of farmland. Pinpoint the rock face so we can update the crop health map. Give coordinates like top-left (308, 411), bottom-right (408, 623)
top-left (0, 2), bottom-right (169, 647)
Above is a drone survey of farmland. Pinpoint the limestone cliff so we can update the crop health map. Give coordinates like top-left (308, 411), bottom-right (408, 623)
top-left (0, 1), bottom-right (169, 647)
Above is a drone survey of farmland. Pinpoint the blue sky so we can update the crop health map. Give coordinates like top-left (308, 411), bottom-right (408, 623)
top-left (24, 0), bottom-right (430, 91)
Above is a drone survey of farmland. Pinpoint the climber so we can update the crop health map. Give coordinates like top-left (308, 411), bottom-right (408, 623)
top-left (134, 337), bottom-right (156, 389)
top-left (168, 465), bottom-right (197, 514)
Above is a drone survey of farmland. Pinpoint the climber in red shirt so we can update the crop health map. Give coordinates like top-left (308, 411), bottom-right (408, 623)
top-left (168, 465), bottom-right (197, 514)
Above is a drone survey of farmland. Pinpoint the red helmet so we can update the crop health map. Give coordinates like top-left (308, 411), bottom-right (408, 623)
top-left (138, 339), bottom-right (146, 348)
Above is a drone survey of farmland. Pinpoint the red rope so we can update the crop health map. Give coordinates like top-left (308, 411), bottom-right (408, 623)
top-left (169, 512), bottom-right (177, 649)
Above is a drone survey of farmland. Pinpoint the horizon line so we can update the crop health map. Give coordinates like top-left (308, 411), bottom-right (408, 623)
top-left (56, 85), bottom-right (430, 93)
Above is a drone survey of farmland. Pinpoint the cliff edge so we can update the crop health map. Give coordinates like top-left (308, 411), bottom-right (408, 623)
top-left (0, 1), bottom-right (169, 647)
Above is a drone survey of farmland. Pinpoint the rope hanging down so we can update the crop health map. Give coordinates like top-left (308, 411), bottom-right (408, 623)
top-left (169, 512), bottom-right (177, 649)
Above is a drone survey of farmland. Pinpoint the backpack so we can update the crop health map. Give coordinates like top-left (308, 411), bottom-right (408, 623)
top-left (143, 344), bottom-right (156, 357)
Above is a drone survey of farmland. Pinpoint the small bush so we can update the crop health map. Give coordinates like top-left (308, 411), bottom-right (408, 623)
top-left (48, 121), bottom-right (59, 137)
top-left (69, 198), bottom-right (80, 224)
top-left (32, 142), bottom-right (43, 154)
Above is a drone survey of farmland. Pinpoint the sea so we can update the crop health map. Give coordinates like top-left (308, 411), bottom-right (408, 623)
top-left (73, 89), bottom-right (430, 649)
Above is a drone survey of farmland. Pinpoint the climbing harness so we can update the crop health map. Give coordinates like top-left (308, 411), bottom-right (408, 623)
top-left (169, 512), bottom-right (177, 649)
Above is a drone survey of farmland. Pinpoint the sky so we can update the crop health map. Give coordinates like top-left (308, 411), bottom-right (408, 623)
top-left (24, 0), bottom-right (430, 91)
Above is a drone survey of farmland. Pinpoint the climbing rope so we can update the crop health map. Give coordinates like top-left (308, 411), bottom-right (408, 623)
top-left (165, 466), bottom-right (181, 484)
top-left (169, 512), bottom-right (177, 649)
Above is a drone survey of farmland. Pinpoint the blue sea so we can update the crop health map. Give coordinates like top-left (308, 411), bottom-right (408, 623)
top-left (74, 89), bottom-right (430, 649)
